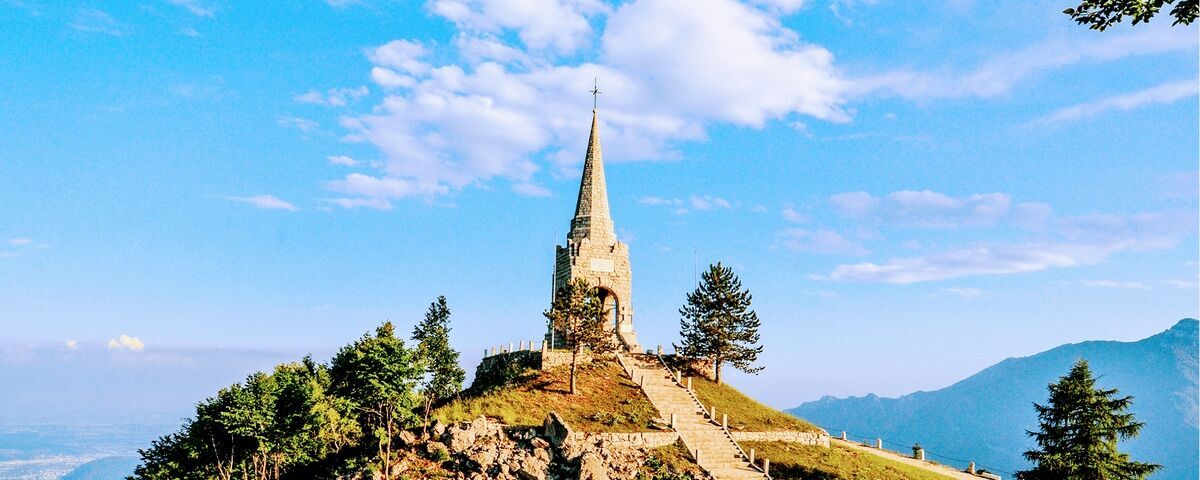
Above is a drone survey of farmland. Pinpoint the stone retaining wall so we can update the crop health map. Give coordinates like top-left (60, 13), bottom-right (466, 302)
top-left (731, 431), bottom-right (830, 446)
top-left (568, 431), bottom-right (680, 448)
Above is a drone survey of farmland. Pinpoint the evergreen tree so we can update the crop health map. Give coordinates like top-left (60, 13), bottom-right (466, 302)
top-left (544, 278), bottom-right (614, 394)
top-left (329, 322), bottom-right (422, 480)
top-left (674, 262), bottom-right (763, 384)
top-left (1018, 359), bottom-right (1161, 480)
top-left (411, 296), bottom-right (466, 434)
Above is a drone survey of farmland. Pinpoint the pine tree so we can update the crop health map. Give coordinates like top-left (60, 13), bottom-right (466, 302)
top-left (411, 296), bottom-right (466, 434)
top-left (1018, 359), bottom-right (1161, 480)
top-left (544, 278), bottom-right (614, 394)
top-left (674, 262), bottom-right (763, 384)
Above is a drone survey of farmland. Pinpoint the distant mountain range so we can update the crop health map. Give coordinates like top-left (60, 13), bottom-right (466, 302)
top-left (789, 319), bottom-right (1198, 480)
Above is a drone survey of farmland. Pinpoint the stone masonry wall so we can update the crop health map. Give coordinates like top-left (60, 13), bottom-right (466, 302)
top-left (731, 431), bottom-right (830, 446)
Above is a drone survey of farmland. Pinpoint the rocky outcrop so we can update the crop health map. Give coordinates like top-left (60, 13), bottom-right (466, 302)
top-left (434, 414), bottom-right (664, 480)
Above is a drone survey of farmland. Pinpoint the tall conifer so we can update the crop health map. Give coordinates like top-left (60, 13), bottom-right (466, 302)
top-left (544, 278), bottom-right (614, 394)
top-left (1018, 359), bottom-right (1160, 480)
top-left (411, 296), bottom-right (465, 434)
top-left (675, 262), bottom-right (763, 384)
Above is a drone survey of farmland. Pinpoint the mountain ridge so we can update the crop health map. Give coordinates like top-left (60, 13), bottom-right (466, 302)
top-left (789, 318), bottom-right (1198, 480)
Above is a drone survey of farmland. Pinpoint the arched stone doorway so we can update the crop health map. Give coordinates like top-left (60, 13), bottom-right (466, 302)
top-left (597, 287), bottom-right (619, 332)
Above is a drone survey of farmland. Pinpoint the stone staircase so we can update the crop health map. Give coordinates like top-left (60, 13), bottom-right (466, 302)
top-left (619, 354), bottom-right (767, 480)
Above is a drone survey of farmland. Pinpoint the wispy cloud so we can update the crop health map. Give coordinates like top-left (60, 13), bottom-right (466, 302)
top-left (168, 0), bottom-right (217, 18)
top-left (69, 8), bottom-right (126, 36)
top-left (1078, 280), bottom-right (1152, 290)
top-left (858, 27), bottom-right (1197, 99)
top-left (1027, 78), bottom-right (1198, 126)
top-left (942, 287), bottom-right (986, 299)
top-left (829, 190), bottom-right (1021, 228)
top-left (779, 228), bottom-right (868, 256)
top-left (278, 116), bottom-right (320, 133)
top-left (295, 86), bottom-right (369, 107)
top-left (639, 194), bottom-right (733, 214)
top-left (817, 210), bottom-right (1195, 284)
top-left (326, 155), bottom-right (361, 167)
top-left (225, 195), bottom-right (299, 211)
top-left (8, 238), bottom-right (32, 245)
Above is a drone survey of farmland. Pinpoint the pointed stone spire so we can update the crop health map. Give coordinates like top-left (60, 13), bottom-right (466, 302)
top-left (569, 109), bottom-right (615, 241)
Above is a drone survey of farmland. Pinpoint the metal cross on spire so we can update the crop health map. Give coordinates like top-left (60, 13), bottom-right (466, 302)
top-left (590, 77), bottom-right (601, 110)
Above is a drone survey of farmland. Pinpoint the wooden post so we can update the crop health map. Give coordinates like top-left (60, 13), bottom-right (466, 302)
top-left (676, 371), bottom-right (682, 384)
top-left (968, 462), bottom-right (976, 474)
top-left (876, 438), bottom-right (883, 449)
top-left (670, 413), bottom-right (676, 429)
top-left (710, 405), bottom-right (717, 420)
top-left (763, 458), bottom-right (770, 476)
top-left (840, 431), bottom-right (847, 440)
top-left (722, 414), bottom-right (728, 430)
top-left (748, 448), bottom-right (755, 464)
top-left (657, 345), bottom-right (663, 355)
top-left (509, 342), bottom-right (514, 353)
top-left (541, 340), bottom-right (547, 352)
top-left (483, 348), bottom-right (488, 358)
top-left (695, 449), bottom-right (701, 464)
top-left (687, 377), bottom-right (692, 391)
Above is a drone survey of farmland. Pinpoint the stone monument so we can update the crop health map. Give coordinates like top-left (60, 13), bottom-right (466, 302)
top-left (548, 109), bottom-right (640, 352)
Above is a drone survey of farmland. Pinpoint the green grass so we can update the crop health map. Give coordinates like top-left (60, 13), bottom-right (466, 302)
top-left (433, 360), bottom-right (661, 432)
top-left (741, 441), bottom-right (956, 480)
top-left (684, 371), bottom-right (821, 433)
top-left (638, 440), bottom-right (705, 480)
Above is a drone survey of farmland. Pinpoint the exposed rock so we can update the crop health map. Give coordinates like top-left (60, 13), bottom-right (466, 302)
top-left (577, 452), bottom-right (609, 480)
top-left (530, 437), bottom-right (550, 449)
top-left (397, 430), bottom-right (417, 447)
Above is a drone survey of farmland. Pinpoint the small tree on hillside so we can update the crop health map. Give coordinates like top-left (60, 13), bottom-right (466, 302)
top-left (675, 262), bottom-right (763, 385)
top-left (544, 278), bottom-right (614, 394)
top-left (329, 322), bottom-right (422, 480)
top-left (1018, 359), bottom-right (1160, 480)
top-left (411, 296), bottom-right (466, 434)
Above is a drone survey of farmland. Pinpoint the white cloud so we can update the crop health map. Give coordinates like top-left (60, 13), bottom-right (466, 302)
top-left (780, 228), bottom-right (868, 256)
top-left (819, 210), bottom-right (1196, 284)
top-left (829, 190), bottom-right (1014, 228)
top-left (1079, 280), bottom-right (1152, 290)
top-left (225, 195), bottom-right (299, 211)
top-left (688, 195), bottom-right (732, 211)
top-left (8, 238), bottom-right (32, 245)
top-left (942, 287), bottom-right (985, 299)
top-left (750, 0), bottom-right (806, 14)
top-left (1028, 78), bottom-right (1198, 126)
top-left (337, 0), bottom-right (849, 204)
top-left (106, 334), bottom-right (145, 352)
top-left (65, 340), bottom-right (78, 350)
top-left (639, 194), bottom-right (732, 214)
top-left (295, 86), bottom-right (370, 107)
top-left (323, 173), bottom-right (450, 209)
top-left (429, 0), bottom-right (606, 54)
top-left (781, 204), bottom-right (808, 223)
top-left (279, 116), bottom-right (320, 133)
top-left (859, 27), bottom-right (1197, 99)
top-left (168, 0), bottom-right (217, 18)
top-left (69, 8), bottom-right (126, 36)
top-left (512, 182), bottom-right (552, 197)
top-left (326, 155), bottom-right (361, 167)
top-left (1162, 280), bottom-right (1198, 290)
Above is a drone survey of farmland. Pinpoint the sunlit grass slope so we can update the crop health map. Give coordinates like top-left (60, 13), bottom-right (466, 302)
top-left (742, 441), bottom-right (956, 480)
top-left (685, 371), bottom-right (821, 433)
top-left (433, 361), bottom-right (661, 432)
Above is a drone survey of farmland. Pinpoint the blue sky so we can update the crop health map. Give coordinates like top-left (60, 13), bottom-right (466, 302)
top-left (0, 0), bottom-right (1196, 411)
